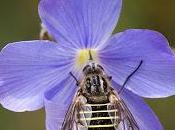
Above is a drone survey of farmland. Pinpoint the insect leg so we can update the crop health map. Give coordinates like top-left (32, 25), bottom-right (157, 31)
top-left (62, 94), bottom-right (86, 130)
top-left (69, 72), bottom-right (80, 86)
top-left (118, 60), bottom-right (143, 94)
top-left (108, 92), bottom-right (139, 130)
top-left (76, 96), bottom-right (92, 128)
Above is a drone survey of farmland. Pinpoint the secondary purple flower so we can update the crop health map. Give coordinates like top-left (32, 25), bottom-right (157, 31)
top-left (0, 0), bottom-right (175, 130)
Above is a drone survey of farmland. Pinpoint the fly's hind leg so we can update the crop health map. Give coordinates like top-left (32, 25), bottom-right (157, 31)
top-left (76, 95), bottom-right (92, 129)
top-left (108, 91), bottom-right (122, 129)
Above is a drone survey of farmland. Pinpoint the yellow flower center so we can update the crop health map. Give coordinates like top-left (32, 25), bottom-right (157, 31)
top-left (75, 49), bottom-right (98, 69)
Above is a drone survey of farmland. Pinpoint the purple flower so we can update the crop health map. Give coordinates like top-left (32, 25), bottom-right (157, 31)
top-left (0, 0), bottom-right (175, 130)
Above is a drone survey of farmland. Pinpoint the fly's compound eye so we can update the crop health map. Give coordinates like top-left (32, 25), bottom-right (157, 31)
top-left (85, 77), bottom-right (91, 93)
top-left (97, 64), bottom-right (104, 71)
top-left (83, 65), bottom-right (91, 74)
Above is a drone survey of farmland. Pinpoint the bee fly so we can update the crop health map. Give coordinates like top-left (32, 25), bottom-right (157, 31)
top-left (62, 51), bottom-right (143, 130)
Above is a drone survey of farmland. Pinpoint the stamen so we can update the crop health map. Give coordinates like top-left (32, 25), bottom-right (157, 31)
top-left (75, 49), bottom-right (98, 69)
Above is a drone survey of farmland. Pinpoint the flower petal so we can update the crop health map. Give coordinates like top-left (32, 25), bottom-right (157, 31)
top-left (39, 0), bottom-right (122, 48)
top-left (0, 40), bottom-right (75, 112)
top-left (44, 77), bottom-right (77, 130)
top-left (99, 29), bottom-right (175, 98)
top-left (111, 81), bottom-right (162, 130)
top-left (45, 102), bottom-right (67, 130)
top-left (117, 86), bottom-right (163, 130)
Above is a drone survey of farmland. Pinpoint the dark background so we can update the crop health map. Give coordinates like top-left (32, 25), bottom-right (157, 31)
top-left (0, 0), bottom-right (175, 130)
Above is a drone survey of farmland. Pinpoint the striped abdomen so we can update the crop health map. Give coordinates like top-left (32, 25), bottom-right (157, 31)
top-left (78, 103), bottom-right (120, 130)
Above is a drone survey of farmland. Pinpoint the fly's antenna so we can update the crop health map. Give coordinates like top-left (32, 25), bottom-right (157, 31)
top-left (69, 72), bottom-right (79, 86)
top-left (88, 50), bottom-right (93, 61)
top-left (118, 60), bottom-right (143, 95)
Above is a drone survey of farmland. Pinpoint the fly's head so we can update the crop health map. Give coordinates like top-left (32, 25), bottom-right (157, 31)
top-left (83, 61), bottom-right (104, 75)
top-left (81, 62), bottom-right (112, 103)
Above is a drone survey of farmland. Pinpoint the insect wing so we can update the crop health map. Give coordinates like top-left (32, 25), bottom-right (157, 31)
top-left (62, 96), bottom-right (80, 130)
top-left (62, 95), bottom-right (91, 130)
top-left (108, 98), bottom-right (139, 130)
top-left (119, 99), bottom-right (139, 130)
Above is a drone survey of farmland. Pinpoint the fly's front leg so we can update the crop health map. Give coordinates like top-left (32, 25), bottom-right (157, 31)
top-left (108, 91), bottom-right (122, 129)
top-left (108, 90), bottom-right (121, 104)
top-left (76, 95), bottom-right (92, 129)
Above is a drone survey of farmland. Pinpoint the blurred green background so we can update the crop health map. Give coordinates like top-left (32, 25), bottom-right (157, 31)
top-left (0, 0), bottom-right (175, 130)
